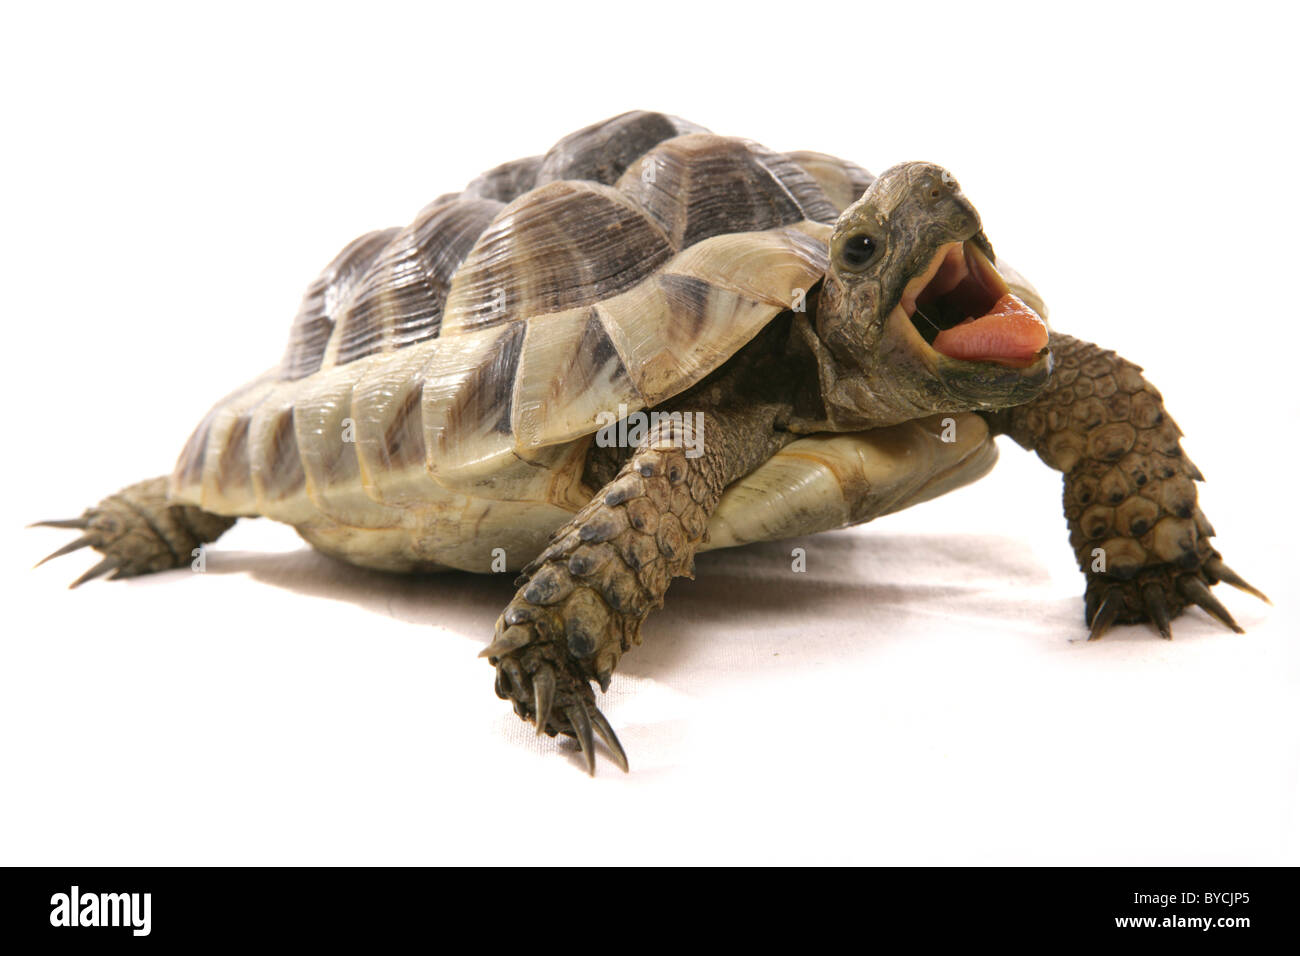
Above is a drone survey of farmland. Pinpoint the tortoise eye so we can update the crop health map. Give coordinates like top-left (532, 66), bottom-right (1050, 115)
top-left (840, 234), bottom-right (878, 269)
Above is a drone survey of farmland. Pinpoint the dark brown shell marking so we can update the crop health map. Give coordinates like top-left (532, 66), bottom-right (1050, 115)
top-left (331, 196), bottom-right (504, 365)
top-left (269, 110), bottom-right (864, 410)
top-left (615, 134), bottom-right (836, 247)
top-left (281, 228), bottom-right (398, 380)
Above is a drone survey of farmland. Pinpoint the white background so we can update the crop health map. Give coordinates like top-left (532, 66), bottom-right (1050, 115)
top-left (2, 1), bottom-right (1296, 864)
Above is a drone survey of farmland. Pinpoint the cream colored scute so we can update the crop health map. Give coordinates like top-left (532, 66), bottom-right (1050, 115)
top-left (597, 224), bottom-right (830, 409)
top-left (420, 322), bottom-right (522, 490)
top-left (193, 376), bottom-right (280, 516)
top-left (246, 378), bottom-right (317, 525)
top-left (438, 180), bottom-right (674, 338)
top-left (508, 222), bottom-right (830, 450)
top-left (703, 413), bottom-right (998, 551)
top-left (291, 354), bottom-right (406, 527)
top-left (170, 371), bottom-right (274, 509)
top-left (351, 340), bottom-right (440, 506)
top-left (784, 150), bottom-right (877, 215)
top-left (511, 304), bottom-right (642, 450)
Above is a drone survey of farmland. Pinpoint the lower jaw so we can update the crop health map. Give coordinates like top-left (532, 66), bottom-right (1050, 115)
top-left (885, 306), bottom-right (1054, 410)
top-left (934, 348), bottom-right (1054, 407)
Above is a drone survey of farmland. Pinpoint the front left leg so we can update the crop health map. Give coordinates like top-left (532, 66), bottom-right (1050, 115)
top-left (481, 406), bottom-right (790, 773)
top-left (987, 332), bottom-right (1268, 639)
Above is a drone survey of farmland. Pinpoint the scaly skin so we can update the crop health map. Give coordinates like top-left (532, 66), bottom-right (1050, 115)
top-left (34, 476), bottom-right (236, 586)
top-left (481, 405), bottom-right (793, 772)
top-left (985, 332), bottom-right (1267, 638)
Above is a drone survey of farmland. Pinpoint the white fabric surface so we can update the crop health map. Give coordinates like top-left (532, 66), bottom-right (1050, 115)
top-left (6, 444), bottom-right (1296, 865)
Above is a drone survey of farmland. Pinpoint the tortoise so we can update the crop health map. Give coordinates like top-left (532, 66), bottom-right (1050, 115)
top-left (35, 110), bottom-right (1268, 774)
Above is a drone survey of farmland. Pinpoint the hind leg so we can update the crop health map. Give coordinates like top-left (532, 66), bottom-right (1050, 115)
top-left (33, 476), bottom-right (237, 587)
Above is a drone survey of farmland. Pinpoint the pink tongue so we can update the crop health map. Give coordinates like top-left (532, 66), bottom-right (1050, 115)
top-left (931, 293), bottom-right (1048, 367)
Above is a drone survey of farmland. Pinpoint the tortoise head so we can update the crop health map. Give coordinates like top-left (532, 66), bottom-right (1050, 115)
top-left (813, 161), bottom-right (1052, 427)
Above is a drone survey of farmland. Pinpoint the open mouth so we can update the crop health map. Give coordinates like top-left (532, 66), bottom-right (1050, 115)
top-left (899, 240), bottom-right (1049, 368)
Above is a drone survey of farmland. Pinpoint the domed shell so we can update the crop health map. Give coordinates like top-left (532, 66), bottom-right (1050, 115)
top-left (172, 112), bottom-right (876, 524)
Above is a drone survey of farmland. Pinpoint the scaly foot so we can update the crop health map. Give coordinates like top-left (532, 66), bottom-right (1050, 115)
top-left (33, 476), bottom-right (236, 587)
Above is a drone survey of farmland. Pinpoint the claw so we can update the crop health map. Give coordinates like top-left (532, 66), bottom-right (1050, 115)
top-left (1203, 557), bottom-right (1270, 605)
top-left (35, 535), bottom-right (94, 568)
top-left (479, 622), bottom-right (532, 660)
top-left (1088, 587), bottom-right (1123, 641)
top-left (1142, 583), bottom-right (1173, 639)
top-left (566, 703), bottom-right (596, 776)
top-left (29, 517), bottom-right (89, 530)
top-left (532, 666), bottom-right (555, 736)
top-left (500, 657), bottom-right (526, 698)
top-left (1178, 576), bottom-right (1245, 634)
top-left (69, 556), bottom-right (120, 589)
top-left (589, 706), bottom-right (629, 773)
